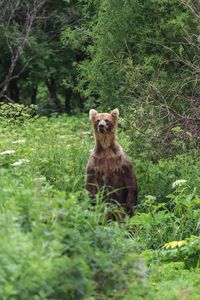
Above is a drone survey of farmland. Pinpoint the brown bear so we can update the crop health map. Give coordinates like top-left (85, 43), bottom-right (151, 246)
top-left (86, 108), bottom-right (137, 217)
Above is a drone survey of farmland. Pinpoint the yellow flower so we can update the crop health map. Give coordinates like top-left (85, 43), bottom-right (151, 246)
top-left (163, 240), bottom-right (187, 249)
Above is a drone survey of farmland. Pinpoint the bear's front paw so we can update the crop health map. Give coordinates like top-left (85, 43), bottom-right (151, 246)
top-left (126, 199), bottom-right (136, 217)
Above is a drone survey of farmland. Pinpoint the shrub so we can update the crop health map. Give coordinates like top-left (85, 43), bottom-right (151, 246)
top-left (0, 103), bottom-right (38, 124)
top-left (129, 181), bottom-right (200, 249)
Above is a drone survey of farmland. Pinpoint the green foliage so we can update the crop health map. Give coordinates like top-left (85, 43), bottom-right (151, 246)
top-left (0, 0), bottom-right (90, 112)
top-left (0, 113), bottom-right (200, 299)
top-left (160, 235), bottom-right (200, 268)
top-left (0, 114), bottom-right (143, 299)
top-left (129, 181), bottom-right (200, 249)
top-left (77, 0), bottom-right (200, 158)
top-left (134, 153), bottom-right (200, 200)
top-left (1, 0), bottom-right (200, 297)
top-left (121, 101), bottom-right (199, 161)
top-left (0, 103), bottom-right (38, 123)
top-left (79, 0), bottom-right (198, 105)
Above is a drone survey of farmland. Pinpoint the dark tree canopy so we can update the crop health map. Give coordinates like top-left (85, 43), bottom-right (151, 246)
top-left (0, 0), bottom-right (200, 124)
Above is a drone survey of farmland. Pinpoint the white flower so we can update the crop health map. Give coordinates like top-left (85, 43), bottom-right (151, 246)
top-left (34, 176), bottom-right (46, 182)
top-left (172, 179), bottom-right (187, 189)
top-left (59, 135), bottom-right (66, 139)
top-left (12, 139), bottom-right (26, 144)
top-left (0, 150), bottom-right (16, 155)
top-left (11, 159), bottom-right (30, 166)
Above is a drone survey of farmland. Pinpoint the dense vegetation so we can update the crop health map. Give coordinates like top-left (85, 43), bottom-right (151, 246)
top-left (1, 0), bottom-right (200, 152)
top-left (0, 106), bottom-right (199, 299)
top-left (0, 0), bottom-right (200, 299)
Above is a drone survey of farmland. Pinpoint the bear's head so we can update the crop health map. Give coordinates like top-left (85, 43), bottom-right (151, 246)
top-left (89, 109), bottom-right (119, 134)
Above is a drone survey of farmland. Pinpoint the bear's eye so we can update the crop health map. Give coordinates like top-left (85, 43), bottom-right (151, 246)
top-left (96, 119), bottom-right (100, 123)
top-left (105, 119), bottom-right (109, 123)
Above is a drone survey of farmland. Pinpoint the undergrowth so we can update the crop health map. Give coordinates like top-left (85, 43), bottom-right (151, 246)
top-left (0, 111), bottom-right (199, 299)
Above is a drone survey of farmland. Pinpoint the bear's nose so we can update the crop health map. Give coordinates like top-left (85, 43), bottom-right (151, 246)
top-left (98, 124), bottom-right (106, 133)
top-left (98, 120), bottom-right (107, 133)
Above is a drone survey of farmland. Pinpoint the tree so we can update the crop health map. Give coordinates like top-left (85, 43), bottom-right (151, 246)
top-left (0, 0), bottom-right (91, 113)
top-left (0, 0), bottom-right (46, 101)
top-left (77, 0), bottom-right (200, 157)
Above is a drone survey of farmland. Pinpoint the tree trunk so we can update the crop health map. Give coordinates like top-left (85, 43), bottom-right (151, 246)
top-left (0, 0), bottom-right (46, 100)
top-left (9, 79), bottom-right (20, 102)
top-left (31, 86), bottom-right (38, 105)
top-left (46, 77), bottom-right (62, 112)
top-left (64, 88), bottom-right (72, 114)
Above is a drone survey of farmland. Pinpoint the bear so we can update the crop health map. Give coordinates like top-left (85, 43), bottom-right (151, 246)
top-left (86, 108), bottom-right (137, 217)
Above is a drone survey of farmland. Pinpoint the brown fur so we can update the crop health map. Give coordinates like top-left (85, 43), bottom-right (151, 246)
top-left (86, 109), bottom-right (137, 217)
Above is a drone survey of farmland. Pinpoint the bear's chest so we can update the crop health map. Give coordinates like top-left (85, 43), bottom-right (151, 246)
top-left (93, 154), bottom-right (124, 187)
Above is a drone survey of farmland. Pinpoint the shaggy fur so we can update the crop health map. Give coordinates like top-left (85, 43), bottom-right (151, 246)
top-left (86, 109), bottom-right (137, 216)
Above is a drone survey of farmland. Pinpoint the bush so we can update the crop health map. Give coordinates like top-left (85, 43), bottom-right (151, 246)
top-left (129, 181), bottom-right (200, 249)
top-left (0, 103), bottom-right (38, 123)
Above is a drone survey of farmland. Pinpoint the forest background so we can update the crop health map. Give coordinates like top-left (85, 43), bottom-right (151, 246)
top-left (0, 0), bottom-right (200, 299)
top-left (1, 0), bottom-right (200, 157)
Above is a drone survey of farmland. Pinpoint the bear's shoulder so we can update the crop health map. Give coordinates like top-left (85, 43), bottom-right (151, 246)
top-left (87, 143), bottom-right (131, 170)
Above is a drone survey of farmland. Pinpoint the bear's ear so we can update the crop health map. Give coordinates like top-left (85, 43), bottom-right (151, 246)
top-left (111, 108), bottom-right (119, 118)
top-left (89, 109), bottom-right (98, 120)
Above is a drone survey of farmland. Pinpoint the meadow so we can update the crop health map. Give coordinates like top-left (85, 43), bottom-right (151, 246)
top-left (0, 108), bottom-right (200, 299)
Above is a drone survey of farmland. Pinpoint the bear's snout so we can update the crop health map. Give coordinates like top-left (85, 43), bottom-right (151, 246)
top-left (98, 120), bottom-right (107, 133)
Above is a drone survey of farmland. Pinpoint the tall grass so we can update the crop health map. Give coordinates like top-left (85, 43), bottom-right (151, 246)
top-left (0, 112), bottom-right (200, 299)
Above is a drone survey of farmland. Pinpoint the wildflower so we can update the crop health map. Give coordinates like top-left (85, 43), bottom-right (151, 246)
top-left (0, 150), bottom-right (16, 155)
top-left (163, 240), bottom-right (187, 249)
top-left (172, 179), bottom-right (187, 189)
top-left (34, 176), bottom-right (46, 182)
top-left (12, 139), bottom-right (26, 144)
top-left (11, 159), bottom-right (30, 166)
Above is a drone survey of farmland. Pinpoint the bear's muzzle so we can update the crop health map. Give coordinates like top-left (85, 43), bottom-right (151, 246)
top-left (98, 120), bottom-right (107, 133)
